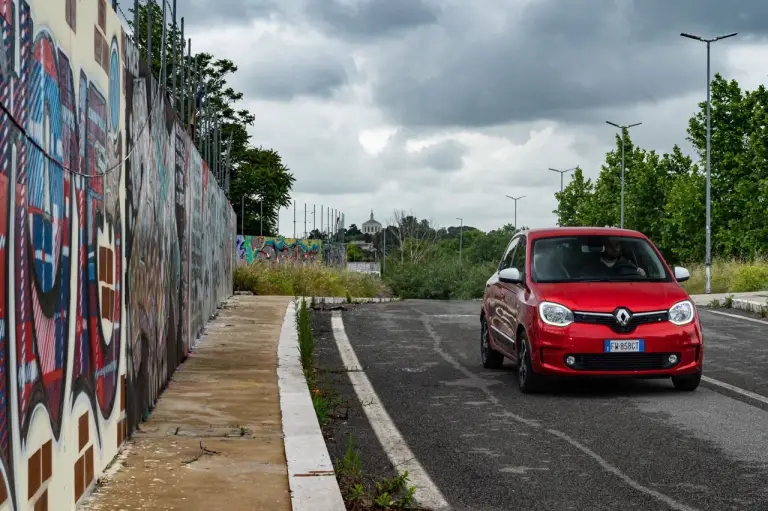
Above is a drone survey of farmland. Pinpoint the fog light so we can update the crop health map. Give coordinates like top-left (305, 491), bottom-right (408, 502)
top-left (668, 354), bottom-right (679, 364)
top-left (565, 355), bottom-right (576, 367)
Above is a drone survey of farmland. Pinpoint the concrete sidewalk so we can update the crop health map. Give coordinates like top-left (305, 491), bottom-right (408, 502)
top-left (81, 295), bottom-right (293, 511)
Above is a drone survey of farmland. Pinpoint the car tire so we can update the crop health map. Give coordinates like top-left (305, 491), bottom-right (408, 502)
top-left (481, 316), bottom-right (504, 369)
top-left (672, 371), bottom-right (701, 391)
top-left (517, 331), bottom-right (542, 393)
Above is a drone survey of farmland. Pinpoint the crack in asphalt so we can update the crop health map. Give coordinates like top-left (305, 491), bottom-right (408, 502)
top-left (416, 310), bottom-right (700, 511)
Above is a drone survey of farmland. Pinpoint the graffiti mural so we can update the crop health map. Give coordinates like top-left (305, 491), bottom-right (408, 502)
top-left (0, 1), bottom-right (235, 509)
top-left (236, 235), bottom-right (323, 264)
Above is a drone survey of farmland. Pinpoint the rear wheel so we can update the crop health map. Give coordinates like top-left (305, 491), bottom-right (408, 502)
top-left (481, 316), bottom-right (504, 369)
top-left (517, 331), bottom-right (543, 393)
top-left (672, 371), bottom-right (701, 391)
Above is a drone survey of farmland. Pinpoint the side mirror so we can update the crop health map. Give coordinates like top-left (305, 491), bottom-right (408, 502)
top-left (674, 266), bottom-right (690, 283)
top-left (499, 267), bottom-right (522, 284)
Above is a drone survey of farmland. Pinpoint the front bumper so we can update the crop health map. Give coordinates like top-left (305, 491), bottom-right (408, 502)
top-left (531, 320), bottom-right (703, 377)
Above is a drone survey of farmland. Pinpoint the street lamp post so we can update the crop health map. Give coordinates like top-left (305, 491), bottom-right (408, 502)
top-left (681, 31), bottom-right (737, 294)
top-left (456, 217), bottom-right (463, 266)
top-left (606, 121), bottom-right (642, 229)
top-left (549, 167), bottom-right (576, 192)
top-left (505, 195), bottom-right (526, 230)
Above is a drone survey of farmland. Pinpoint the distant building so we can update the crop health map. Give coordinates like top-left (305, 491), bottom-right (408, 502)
top-left (362, 210), bottom-right (382, 235)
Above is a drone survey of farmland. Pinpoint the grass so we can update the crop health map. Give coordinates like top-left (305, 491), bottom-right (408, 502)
top-left (336, 435), bottom-right (418, 510)
top-left (681, 258), bottom-right (768, 295)
top-left (234, 262), bottom-right (391, 298)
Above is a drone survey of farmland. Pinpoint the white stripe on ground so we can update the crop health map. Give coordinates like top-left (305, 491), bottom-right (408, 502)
top-left (417, 314), bottom-right (699, 511)
top-left (330, 312), bottom-right (451, 511)
top-left (701, 376), bottom-right (768, 406)
top-left (701, 308), bottom-right (768, 325)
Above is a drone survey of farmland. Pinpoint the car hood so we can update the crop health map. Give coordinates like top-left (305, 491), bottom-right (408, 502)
top-left (534, 282), bottom-right (690, 313)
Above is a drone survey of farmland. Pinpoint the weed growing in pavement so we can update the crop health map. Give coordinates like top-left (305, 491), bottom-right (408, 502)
top-left (335, 434), bottom-right (418, 510)
top-left (708, 298), bottom-right (721, 308)
top-left (345, 290), bottom-right (353, 304)
top-left (723, 294), bottom-right (734, 308)
top-left (297, 298), bottom-right (315, 380)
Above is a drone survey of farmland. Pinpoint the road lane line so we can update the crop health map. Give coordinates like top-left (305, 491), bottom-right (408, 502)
top-left (701, 308), bottom-right (768, 325)
top-left (330, 312), bottom-right (451, 511)
top-left (418, 315), bottom-right (699, 511)
top-left (701, 376), bottom-right (768, 406)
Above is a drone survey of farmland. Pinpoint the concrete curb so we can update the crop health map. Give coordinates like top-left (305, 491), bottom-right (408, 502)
top-left (730, 298), bottom-right (767, 314)
top-left (277, 301), bottom-right (346, 511)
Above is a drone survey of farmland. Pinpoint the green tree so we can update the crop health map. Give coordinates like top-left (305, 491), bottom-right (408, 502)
top-left (129, 2), bottom-right (295, 236)
top-left (554, 167), bottom-right (594, 226)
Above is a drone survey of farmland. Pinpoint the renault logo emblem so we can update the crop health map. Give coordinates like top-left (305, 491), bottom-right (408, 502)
top-left (615, 308), bottom-right (632, 327)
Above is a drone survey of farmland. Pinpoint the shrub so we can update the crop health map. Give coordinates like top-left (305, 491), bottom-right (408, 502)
top-left (232, 262), bottom-right (390, 298)
top-left (681, 259), bottom-right (768, 294)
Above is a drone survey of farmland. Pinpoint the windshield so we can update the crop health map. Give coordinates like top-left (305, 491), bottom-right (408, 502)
top-left (531, 235), bottom-right (672, 283)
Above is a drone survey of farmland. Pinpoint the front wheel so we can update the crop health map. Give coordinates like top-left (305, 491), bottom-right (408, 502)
top-left (481, 317), bottom-right (504, 369)
top-left (672, 371), bottom-right (701, 391)
top-left (517, 332), bottom-right (543, 393)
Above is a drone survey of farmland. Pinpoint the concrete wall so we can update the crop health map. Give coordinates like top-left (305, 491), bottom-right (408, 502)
top-left (0, 1), bottom-right (236, 509)
top-left (346, 261), bottom-right (381, 275)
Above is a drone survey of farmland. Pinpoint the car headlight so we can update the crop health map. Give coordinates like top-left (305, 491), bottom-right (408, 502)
top-left (668, 300), bottom-right (695, 326)
top-left (538, 301), bottom-right (574, 327)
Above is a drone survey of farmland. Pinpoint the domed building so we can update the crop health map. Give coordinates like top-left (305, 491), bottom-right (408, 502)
top-left (362, 210), bottom-right (382, 235)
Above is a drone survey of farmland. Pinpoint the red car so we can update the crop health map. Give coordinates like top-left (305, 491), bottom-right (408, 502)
top-left (480, 227), bottom-right (703, 393)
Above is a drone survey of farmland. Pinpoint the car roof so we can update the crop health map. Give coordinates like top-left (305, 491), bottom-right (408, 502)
top-left (518, 226), bottom-right (647, 240)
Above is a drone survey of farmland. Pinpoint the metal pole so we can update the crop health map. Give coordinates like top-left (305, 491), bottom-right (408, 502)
top-left (241, 195), bottom-right (244, 235)
top-left (549, 167), bottom-right (575, 193)
top-left (383, 226), bottom-right (386, 274)
top-left (505, 195), bottom-right (526, 231)
top-left (161, 0), bottom-right (166, 89)
top-left (304, 203), bottom-right (307, 239)
top-left (320, 205), bottom-right (323, 233)
top-left (133, 0), bottom-right (139, 43)
top-left (621, 129), bottom-right (625, 229)
top-left (180, 19), bottom-right (185, 120)
top-left (293, 201), bottom-right (296, 239)
top-left (260, 200), bottom-right (263, 236)
top-left (680, 32), bottom-right (737, 293)
top-left (171, 0), bottom-right (177, 105)
top-left (457, 217), bottom-right (463, 266)
top-left (605, 121), bottom-right (641, 228)
top-left (188, 40), bottom-right (194, 130)
top-left (113, 0), bottom-right (117, 10)
top-left (147, 0), bottom-right (152, 72)
top-left (705, 41), bottom-right (712, 294)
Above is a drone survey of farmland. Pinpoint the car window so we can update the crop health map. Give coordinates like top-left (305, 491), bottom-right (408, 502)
top-left (499, 236), bottom-right (520, 271)
top-left (531, 235), bottom-right (672, 283)
top-left (510, 236), bottom-right (527, 276)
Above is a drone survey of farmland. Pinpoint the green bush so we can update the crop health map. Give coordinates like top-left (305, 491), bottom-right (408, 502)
top-left (681, 259), bottom-right (768, 294)
top-left (232, 261), bottom-right (391, 297)
top-left (384, 257), bottom-right (496, 300)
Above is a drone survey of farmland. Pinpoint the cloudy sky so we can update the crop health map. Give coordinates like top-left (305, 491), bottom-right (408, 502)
top-left (179, 0), bottom-right (768, 236)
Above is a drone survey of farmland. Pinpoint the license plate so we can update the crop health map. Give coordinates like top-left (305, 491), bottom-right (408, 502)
top-left (604, 340), bottom-right (644, 353)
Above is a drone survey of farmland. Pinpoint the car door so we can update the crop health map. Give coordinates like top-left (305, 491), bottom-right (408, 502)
top-left (500, 235), bottom-right (528, 355)
top-left (488, 235), bottom-right (521, 356)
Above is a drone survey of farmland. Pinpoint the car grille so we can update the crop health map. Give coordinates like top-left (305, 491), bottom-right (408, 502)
top-left (573, 311), bottom-right (668, 334)
top-left (567, 353), bottom-right (680, 371)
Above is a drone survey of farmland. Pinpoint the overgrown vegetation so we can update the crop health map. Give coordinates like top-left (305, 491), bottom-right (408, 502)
top-left (233, 262), bottom-right (390, 297)
top-left (681, 259), bottom-right (768, 295)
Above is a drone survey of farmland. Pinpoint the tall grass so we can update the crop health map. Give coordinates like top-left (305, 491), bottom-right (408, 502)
top-left (233, 261), bottom-right (391, 297)
top-left (681, 258), bottom-right (768, 295)
top-left (384, 258), bottom-right (497, 300)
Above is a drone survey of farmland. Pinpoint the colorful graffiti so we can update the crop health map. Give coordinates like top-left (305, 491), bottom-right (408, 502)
top-left (236, 235), bottom-right (323, 264)
top-left (0, 1), bottom-right (235, 509)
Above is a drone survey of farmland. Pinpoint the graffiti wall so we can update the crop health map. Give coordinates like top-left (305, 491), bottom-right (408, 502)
top-left (236, 235), bottom-right (323, 264)
top-left (0, 1), bottom-right (236, 509)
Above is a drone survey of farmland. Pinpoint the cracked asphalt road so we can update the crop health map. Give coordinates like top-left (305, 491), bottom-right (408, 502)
top-left (314, 300), bottom-right (768, 511)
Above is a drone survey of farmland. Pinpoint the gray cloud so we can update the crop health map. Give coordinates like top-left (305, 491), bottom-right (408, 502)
top-left (416, 140), bottom-right (466, 171)
top-left (304, 0), bottom-right (439, 39)
top-left (369, 0), bottom-right (768, 128)
top-left (242, 55), bottom-right (351, 100)
top-left (179, 0), bottom-right (283, 27)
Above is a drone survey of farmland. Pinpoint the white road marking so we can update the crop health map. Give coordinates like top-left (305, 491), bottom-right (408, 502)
top-left (330, 312), bottom-right (451, 511)
top-left (701, 376), bottom-right (768, 406)
top-left (701, 308), bottom-right (768, 325)
top-left (419, 317), bottom-right (698, 511)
